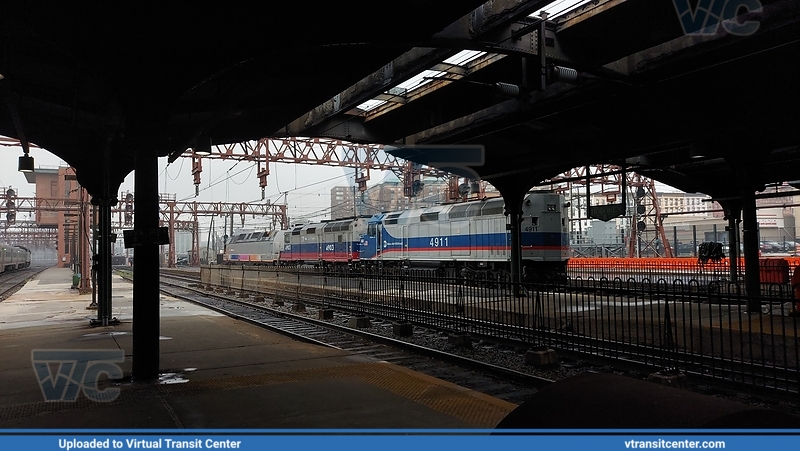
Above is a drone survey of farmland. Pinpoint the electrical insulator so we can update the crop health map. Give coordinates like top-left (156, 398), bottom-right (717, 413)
top-left (493, 82), bottom-right (521, 98)
top-left (412, 180), bottom-right (424, 196)
top-left (469, 181), bottom-right (481, 194)
top-left (549, 66), bottom-right (579, 84)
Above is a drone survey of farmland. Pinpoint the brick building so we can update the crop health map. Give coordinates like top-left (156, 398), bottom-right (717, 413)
top-left (24, 166), bottom-right (87, 268)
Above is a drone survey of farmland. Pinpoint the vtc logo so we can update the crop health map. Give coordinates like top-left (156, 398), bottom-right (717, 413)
top-left (31, 349), bottom-right (124, 402)
top-left (673, 0), bottom-right (762, 36)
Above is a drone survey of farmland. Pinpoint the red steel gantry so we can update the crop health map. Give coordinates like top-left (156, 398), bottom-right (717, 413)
top-left (544, 165), bottom-right (673, 258)
top-left (3, 193), bottom-right (288, 269)
top-left (183, 137), bottom-right (450, 199)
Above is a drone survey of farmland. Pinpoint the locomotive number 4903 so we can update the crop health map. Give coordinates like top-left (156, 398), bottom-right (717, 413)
top-left (429, 237), bottom-right (449, 247)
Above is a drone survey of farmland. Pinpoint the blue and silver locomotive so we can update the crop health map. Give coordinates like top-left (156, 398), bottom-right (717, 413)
top-left (359, 191), bottom-right (569, 280)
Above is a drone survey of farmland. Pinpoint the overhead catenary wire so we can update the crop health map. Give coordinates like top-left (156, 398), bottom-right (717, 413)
top-left (229, 162), bottom-right (254, 186)
top-left (177, 161), bottom-right (257, 202)
top-left (244, 171), bottom-right (357, 205)
top-left (165, 158), bottom-right (184, 181)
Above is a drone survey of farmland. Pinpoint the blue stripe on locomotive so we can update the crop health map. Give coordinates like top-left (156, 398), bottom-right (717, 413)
top-left (281, 240), bottom-right (358, 261)
top-left (360, 223), bottom-right (567, 260)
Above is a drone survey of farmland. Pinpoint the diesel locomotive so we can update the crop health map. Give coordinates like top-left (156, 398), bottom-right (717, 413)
top-left (222, 191), bottom-right (570, 280)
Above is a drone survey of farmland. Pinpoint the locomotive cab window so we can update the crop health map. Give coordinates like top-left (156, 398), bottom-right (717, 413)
top-left (338, 235), bottom-right (343, 243)
top-left (368, 224), bottom-right (377, 237)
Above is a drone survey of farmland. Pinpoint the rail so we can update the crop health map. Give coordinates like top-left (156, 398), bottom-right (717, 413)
top-left (200, 264), bottom-right (800, 396)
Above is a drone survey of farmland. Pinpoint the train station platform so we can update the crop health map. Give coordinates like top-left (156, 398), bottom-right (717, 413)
top-left (0, 267), bottom-right (516, 429)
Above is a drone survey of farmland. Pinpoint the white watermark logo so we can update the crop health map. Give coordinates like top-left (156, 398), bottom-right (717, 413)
top-left (673, 0), bottom-right (762, 36)
top-left (31, 349), bottom-right (124, 402)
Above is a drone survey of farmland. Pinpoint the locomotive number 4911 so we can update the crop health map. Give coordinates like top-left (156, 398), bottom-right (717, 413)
top-left (429, 237), bottom-right (449, 247)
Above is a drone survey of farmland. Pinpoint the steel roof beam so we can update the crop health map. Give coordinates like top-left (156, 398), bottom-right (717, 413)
top-left (277, 0), bottom-right (564, 137)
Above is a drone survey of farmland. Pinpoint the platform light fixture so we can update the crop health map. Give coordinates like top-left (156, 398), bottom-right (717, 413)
top-left (193, 135), bottom-right (212, 156)
top-left (18, 148), bottom-right (34, 173)
top-left (688, 144), bottom-right (706, 159)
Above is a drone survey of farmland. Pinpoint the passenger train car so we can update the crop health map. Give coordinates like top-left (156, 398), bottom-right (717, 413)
top-left (220, 191), bottom-right (569, 280)
top-left (223, 229), bottom-right (287, 265)
top-left (359, 192), bottom-right (570, 280)
top-left (1, 243), bottom-right (31, 273)
top-left (279, 217), bottom-right (368, 265)
top-left (222, 217), bottom-right (369, 266)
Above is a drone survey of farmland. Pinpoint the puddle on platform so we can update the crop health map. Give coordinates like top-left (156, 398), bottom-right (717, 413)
top-left (159, 336), bottom-right (172, 340)
top-left (183, 368), bottom-right (197, 372)
top-left (159, 372), bottom-right (190, 384)
top-left (82, 331), bottom-right (129, 339)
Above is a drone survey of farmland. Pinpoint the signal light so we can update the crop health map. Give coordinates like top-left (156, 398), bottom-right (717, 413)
top-left (193, 135), bottom-right (212, 156)
top-left (18, 153), bottom-right (34, 172)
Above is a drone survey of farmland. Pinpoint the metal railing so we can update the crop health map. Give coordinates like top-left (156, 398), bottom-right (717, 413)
top-left (200, 264), bottom-right (800, 396)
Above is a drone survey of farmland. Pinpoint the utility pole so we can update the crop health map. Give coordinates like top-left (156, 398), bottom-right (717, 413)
top-left (206, 216), bottom-right (214, 264)
top-left (223, 214), bottom-right (228, 254)
top-left (352, 168), bottom-right (357, 217)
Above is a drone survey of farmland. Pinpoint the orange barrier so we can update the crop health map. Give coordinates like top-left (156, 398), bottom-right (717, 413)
top-left (566, 257), bottom-right (736, 271)
top-left (793, 266), bottom-right (800, 314)
top-left (568, 257), bottom-right (800, 276)
top-left (760, 258), bottom-right (790, 284)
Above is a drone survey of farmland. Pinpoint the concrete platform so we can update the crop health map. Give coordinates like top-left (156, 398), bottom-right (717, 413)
top-left (0, 268), bottom-right (516, 428)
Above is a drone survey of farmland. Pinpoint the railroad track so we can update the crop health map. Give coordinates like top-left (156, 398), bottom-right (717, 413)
top-left (114, 269), bottom-right (800, 415)
top-left (156, 270), bottom-right (754, 384)
top-left (0, 266), bottom-right (49, 302)
top-left (151, 269), bottom-right (800, 407)
top-left (137, 272), bottom-right (559, 405)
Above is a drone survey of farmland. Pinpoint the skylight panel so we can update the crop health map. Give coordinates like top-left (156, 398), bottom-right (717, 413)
top-left (356, 99), bottom-right (387, 112)
top-left (396, 70), bottom-right (445, 92)
top-left (443, 50), bottom-right (486, 66)
top-left (530, 0), bottom-right (593, 19)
